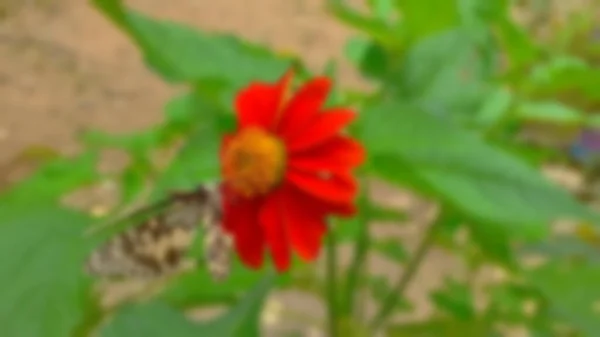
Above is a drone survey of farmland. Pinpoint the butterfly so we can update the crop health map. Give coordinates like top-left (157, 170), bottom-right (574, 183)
top-left (85, 184), bottom-right (232, 282)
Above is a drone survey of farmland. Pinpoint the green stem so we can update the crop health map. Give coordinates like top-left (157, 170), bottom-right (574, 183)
top-left (342, 184), bottom-right (371, 316)
top-left (326, 231), bottom-right (339, 337)
top-left (369, 219), bottom-right (439, 331)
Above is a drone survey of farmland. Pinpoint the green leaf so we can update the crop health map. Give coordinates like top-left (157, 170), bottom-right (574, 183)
top-left (496, 18), bottom-right (539, 69)
top-left (333, 215), bottom-right (363, 242)
top-left (430, 278), bottom-right (475, 320)
top-left (373, 239), bottom-right (408, 261)
top-left (516, 101), bottom-right (584, 126)
top-left (101, 275), bottom-right (274, 337)
top-left (468, 221), bottom-right (513, 264)
top-left (396, 28), bottom-right (492, 119)
top-left (327, 0), bottom-right (398, 47)
top-left (368, 0), bottom-right (395, 22)
top-left (368, 276), bottom-right (412, 311)
top-left (361, 100), bottom-right (598, 238)
top-left (395, 0), bottom-right (459, 40)
top-left (119, 162), bottom-right (148, 205)
top-left (344, 37), bottom-right (389, 80)
top-left (527, 260), bottom-right (600, 336)
top-left (0, 204), bottom-right (96, 337)
top-left (524, 56), bottom-right (600, 103)
top-left (486, 282), bottom-right (538, 324)
top-left (150, 95), bottom-right (224, 198)
top-left (100, 302), bottom-right (204, 337)
top-left (458, 0), bottom-right (509, 24)
top-left (521, 234), bottom-right (600, 263)
top-left (81, 127), bottom-right (168, 165)
top-left (205, 275), bottom-right (274, 336)
top-left (160, 261), bottom-right (266, 308)
top-left (163, 93), bottom-right (202, 133)
top-left (473, 87), bottom-right (513, 129)
top-left (370, 204), bottom-right (408, 222)
top-left (92, 0), bottom-right (290, 84)
top-left (0, 152), bottom-right (100, 204)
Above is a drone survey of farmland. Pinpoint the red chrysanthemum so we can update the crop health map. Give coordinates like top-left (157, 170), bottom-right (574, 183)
top-left (220, 70), bottom-right (365, 272)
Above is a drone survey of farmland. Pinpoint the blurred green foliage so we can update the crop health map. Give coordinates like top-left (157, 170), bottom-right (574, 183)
top-left (1, 0), bottom-right (600, 336)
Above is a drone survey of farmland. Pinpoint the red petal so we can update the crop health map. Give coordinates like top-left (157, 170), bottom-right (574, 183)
top-left (277, 77), bottom-right (331, 139)
top-left (259, 189), bottom-right (291, 272)
top-left (220, 185), bottom-right (265, 268)
top-left (325, 201), bottom-right (357, 217)
top-left (236, 71), bottom-right (293, 130)
top-left (286, 169), bottom-right (358, 205)
top-left (287, 109), bottom-right (356, 151)
top-left (289, 136), bottom-right (365, 173)
top-left (281, 184), bottom-right (327, 261)
top-left (289, 183), bottom-right (357, 217)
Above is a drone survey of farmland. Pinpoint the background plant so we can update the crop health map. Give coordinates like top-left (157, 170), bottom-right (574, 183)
top-left (1, 0), bottom-right (600, 336)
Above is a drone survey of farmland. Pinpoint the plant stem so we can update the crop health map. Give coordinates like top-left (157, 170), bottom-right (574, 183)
top-left (369, 219), bottom-right (439, 331)
top-left (326, 231), bottom-right (339, 337)
top-left (342, 185), bottom-right (371, 316)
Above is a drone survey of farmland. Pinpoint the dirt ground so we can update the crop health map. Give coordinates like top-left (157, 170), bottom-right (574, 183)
top-left (0, 0), bottom-right (365, 163)
top-left (0, 1), bottom-right (591, 336)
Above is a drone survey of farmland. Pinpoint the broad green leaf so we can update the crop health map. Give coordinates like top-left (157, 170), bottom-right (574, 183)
top-left (516, 101), bottom-right (584, 125)
top-left (163, 93), bottom-right (203, 133)
top-left (0, 204), bottom-right (96, 337)
top-left (150, 95), bottom-right (225, 198)
top-left (521, 233), bottom-right (600, 263)
top-left (92, 0), bottom-right (290, 84)
top-left (522, 231), bottom-right (600, 335)
top-left (396, 29), bottom-right (492, 119)
top-left (368, 0), bottom-right (395, 22)
top-left (395, 0), bottom-right (459, 40)
top-left (204, 275), bottom-right (274, 336)
top-left (118, 162), bottom-right (149, 205)
top-left (160, 261), bottom-right (266, 308)
top-left (344, 37), bottom-right (389, 80)
top-left (527, 260), bottom-right (600, 336)
top-left (468, 221), bottom-right (513, 264)
top-left (101, 276), bottom-right (274, 337)
top-left (101, 302), bottom-right (205, 337)
top-left (458, 0), bottom-right (509, 24)
top-left (496, 18), bottom-right (539, 69)
top-left (473, 87), bottom-right (513, 129)
top-left (526, 56), bottom-right (588, 90)
top-left (523, 56), bottom-right (600, 103)
top-left (0, 152), bottom-right (100, 204)
top-left (361, 100), bottom-right (598, 238)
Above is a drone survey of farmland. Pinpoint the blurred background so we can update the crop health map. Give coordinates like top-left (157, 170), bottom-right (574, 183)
top-left (1, 0), bottom-right (599, 336)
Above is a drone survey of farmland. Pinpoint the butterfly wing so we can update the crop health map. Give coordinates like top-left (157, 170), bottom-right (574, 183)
top-left (86, 185), bottom-right (232, 281)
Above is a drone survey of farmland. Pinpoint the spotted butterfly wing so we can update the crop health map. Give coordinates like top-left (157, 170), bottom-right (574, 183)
top-left (86, 184), bottom-right (232, 281)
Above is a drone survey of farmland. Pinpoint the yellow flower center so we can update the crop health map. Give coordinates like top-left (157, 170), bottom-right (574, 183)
top-left (223, 127), bottom-right (286, 198)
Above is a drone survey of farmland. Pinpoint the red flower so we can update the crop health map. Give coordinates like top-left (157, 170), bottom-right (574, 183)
top-left (220, 70), bottom-right (365, 272)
